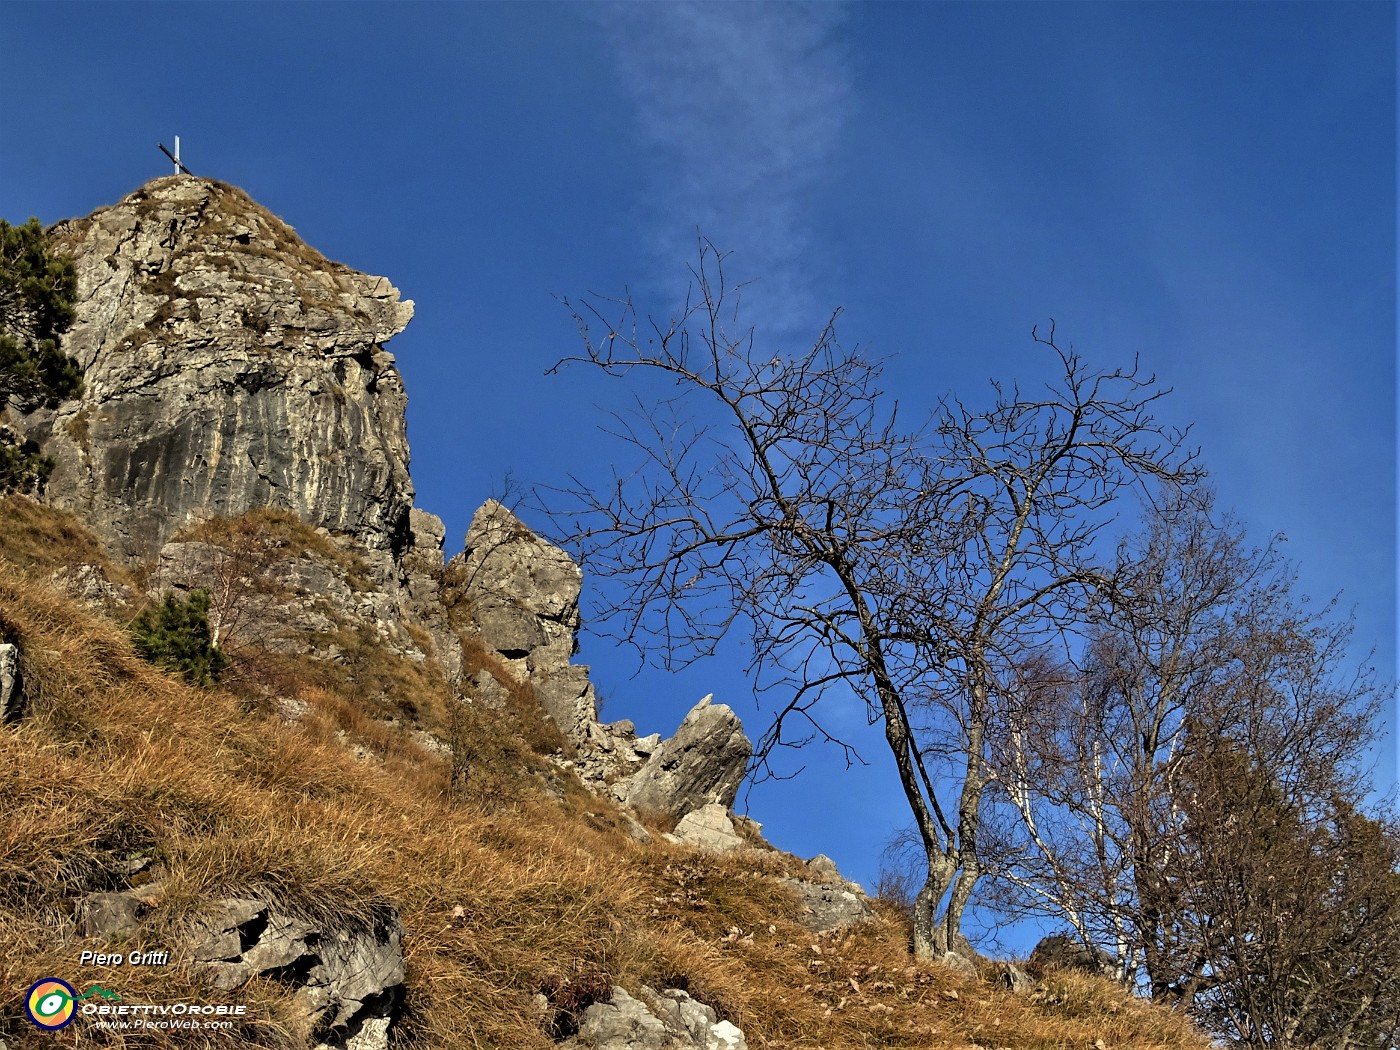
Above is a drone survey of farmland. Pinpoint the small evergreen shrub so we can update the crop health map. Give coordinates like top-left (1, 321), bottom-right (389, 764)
top-left (0, 430), bottom-right (53, 494)
top-left (130, 589), bottom-right (227, 687)
top-left (0, 217), bottom-right (82, 494)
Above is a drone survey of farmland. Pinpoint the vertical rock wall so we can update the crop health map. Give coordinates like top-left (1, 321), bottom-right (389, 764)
top-left (23, 176), bottom-right (417, 566)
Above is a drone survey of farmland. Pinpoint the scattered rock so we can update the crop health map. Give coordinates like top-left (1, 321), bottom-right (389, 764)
top-left (638, 987), bottom-right (746, 1050)
top-left (563, 985), bottom-right (747, 1050)
top-left (571, 986), bottom-right (669, 1048)
top-left (622, 815), bottom-right (654, 843)
top-left (48, 562), bottom-right (131, 611)
top-left (938, 951), bottom-right (978, 980)
top-left (0, 642), bottom-right (23, 724)
top-left (782, 878), bottom-right (873, 933)
top-left (77, 891), bottom-right (146, 939)
top-left (274, 695), bottom-right (312, 720)
top-left (188, 897), bottom-right (405, 1050)
top-left (732, 814), bottom-right (765, 845)
top-left (804, 854), bottom-right (842, 880)
top-left (998, 962), bottom-right (1034, 994)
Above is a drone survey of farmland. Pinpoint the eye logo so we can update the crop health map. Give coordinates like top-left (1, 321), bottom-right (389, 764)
top-left (25, 978), bottom-right (77, 1030)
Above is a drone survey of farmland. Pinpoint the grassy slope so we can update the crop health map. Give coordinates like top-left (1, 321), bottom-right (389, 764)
top-left (0, 498), bottom-right (1212, 1050)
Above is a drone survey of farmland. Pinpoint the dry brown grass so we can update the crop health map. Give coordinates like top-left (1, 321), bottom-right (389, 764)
top-left (0, 511), bottom-right (1213, 1050)
top-left (171, 508), bottom-right (372, 592)
top-left (0, 495), bottom-right (130, 586)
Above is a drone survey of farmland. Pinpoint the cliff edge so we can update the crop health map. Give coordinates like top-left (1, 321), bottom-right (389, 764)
top-left (24, 176), bottom-right (416, 566)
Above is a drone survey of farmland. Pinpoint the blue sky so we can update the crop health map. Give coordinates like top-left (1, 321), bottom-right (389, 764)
top-left (3, 2), bottom-right (1394, 938)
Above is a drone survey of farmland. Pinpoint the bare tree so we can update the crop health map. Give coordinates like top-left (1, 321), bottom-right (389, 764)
top-left (987, 492), bottom-right (1280, 975)
top-left (547, 242), bottom-right (1198, 958)
top-left (988, 491), bottom-right (1394, 1043)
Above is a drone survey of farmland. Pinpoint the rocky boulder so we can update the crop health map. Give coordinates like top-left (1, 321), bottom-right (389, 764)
top-left (23, 176), bottom-right (417, 568)
top-left (0, 642), bottom-right (23, 724)
top-left (782, 878), bottom-right (873, 934)
top-left (563, 986), bottom-right (747, 1050)
top-left (672, 803), bottom-right (745, 853)
top-left (1027, 933), bottom-right (1118, 979)
top-left (617, 696), bottom-right (751, 820)
top-left (190, 897), bottom-right (406, 1050)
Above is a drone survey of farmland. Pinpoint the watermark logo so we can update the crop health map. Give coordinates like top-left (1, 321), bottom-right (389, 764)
top-left (25, 978), bottom-right (77, 1030)
top-left (23, 976), bottom-right (244, 1033)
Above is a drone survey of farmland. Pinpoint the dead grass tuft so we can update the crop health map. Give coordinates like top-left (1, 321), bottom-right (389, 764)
top-left (0, 494), bottom-right (133, 590)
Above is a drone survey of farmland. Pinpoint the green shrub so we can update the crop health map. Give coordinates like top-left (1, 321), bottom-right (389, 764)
top-left (130, 589), bottom-right (227, 687)
top-left (0, 217), bottom-right (82, 494)
top-left (0, 430), bottom-right (53, 494)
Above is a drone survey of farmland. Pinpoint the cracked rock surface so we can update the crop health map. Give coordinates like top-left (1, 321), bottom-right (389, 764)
top-left (189, 897), bottom-right (406, 1050)
top-left (23, 176), bottom-right (417, 566)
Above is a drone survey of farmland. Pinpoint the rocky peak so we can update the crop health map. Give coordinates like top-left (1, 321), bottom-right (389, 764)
top-left (24, 176), bottom-right (417, 567)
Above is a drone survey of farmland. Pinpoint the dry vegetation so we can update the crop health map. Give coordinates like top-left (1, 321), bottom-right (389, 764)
top-left (0, 507), bottom-right (1213, 1050)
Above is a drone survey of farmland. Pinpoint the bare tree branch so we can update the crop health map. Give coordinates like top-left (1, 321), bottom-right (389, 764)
top-left (544, 240), bottom-right (1200, 959)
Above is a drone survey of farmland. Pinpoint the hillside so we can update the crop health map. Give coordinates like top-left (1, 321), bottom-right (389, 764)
top-left (0, 178), bottom-right (1213, 1050)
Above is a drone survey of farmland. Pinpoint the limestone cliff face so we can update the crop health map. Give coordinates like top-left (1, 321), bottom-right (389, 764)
top-left (30, 176), bottom-right (416, 565)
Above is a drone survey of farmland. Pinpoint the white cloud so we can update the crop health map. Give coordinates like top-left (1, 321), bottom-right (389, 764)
top-left (596, 1), bottom-right (852, 339)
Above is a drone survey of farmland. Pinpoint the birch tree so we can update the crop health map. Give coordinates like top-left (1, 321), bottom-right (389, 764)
top-left (989, 491), bottom-right (1393, 1044)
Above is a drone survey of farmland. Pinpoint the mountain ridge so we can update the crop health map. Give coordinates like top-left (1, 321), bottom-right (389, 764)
top-left (0, 179), bottom-right (1212, 1050)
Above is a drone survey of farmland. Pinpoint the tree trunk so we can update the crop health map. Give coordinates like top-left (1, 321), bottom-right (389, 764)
top-left (943, 857), bottom-right (981, 951)
top-left (912, 855), bottom-right (957, 959)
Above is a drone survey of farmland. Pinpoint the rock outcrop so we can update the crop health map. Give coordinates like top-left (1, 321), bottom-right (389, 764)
top-left (1027, 933), bottom-right (1119, 980)
top-left (22, 176), bottom-right (417, 568)
top-left (563, 986), bottom-right (747, 1050)
top-left (190, 897), bottom-right (406, 1050)
top-left (0, 642), bottom-right (23, 724)
top-left (451, 501), bottom-right (753, 821)
top-left (782, 877), bottom-right (873, 934)
top-left (617, 696), bottom-right (751, 820)
top-left (450, 500), bottom-right (597, 742)
top-left (69, 882), bottom-right (406, 1050)
top-left (672, 803), bottom-right (746, 853)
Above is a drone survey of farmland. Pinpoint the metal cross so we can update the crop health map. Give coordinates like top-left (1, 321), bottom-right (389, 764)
top-left (158, 136), bottom-right (193, 176)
